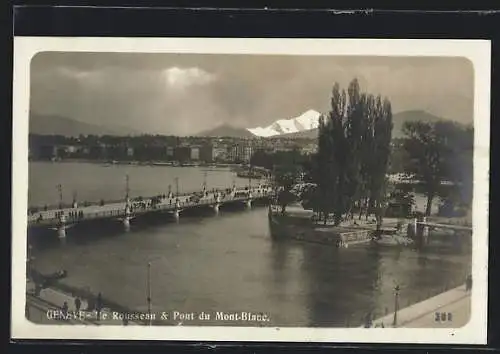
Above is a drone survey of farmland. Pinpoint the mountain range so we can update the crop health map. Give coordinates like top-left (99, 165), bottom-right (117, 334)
top-left (247, 109), bottom-right (321, 137)
top-left (29, 109), bottom-right (448, 139)
top-left (198, 109), bottom-right (445, 139)
top-left (29, 113), bottom-right (140, 137)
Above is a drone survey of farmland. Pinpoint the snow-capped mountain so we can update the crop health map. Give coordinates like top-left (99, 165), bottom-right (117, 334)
top-left (247, 109), bottom-right (322, 137)
top-left (197, 109), bottom-right (447, 139)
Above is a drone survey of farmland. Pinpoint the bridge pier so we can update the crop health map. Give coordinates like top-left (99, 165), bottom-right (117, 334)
top-left (213, 193), bottom-right (221, 214)
top-left (56, 214), bottom-right (67, 242)
top-left (122, 204), bottom-right (132, 231)
top-left (123, 215), bottom-right (131, 231)
top-left (407, 218), bottom-right (417, 239)
top-left (172, 199), bottom-right (181, 222)
top-left (422, 217), bottom-right (429, 239)
top-left (57, 225), bottom-right (66, 239)
top-left (415, 216), bottom-right (430, 246)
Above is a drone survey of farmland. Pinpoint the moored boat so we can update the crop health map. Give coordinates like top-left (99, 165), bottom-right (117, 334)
top-left (236, 170), bottom-right (265, 179)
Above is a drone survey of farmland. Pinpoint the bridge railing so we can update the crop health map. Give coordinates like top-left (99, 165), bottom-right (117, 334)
top-left (28, 185), bottom-right (274, 215)
top-left (28, 188), bottom-right (273, 226)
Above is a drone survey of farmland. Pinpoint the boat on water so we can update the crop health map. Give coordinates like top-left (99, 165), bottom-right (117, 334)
top-left (180, 162), bottom-right (199, 167)
top-left (236, 170), bottom-right (265, 179)
top-left (151, 161), bottom-right (174, 166)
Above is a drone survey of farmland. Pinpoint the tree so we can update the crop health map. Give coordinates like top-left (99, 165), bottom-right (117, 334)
top-left (343, 79), bottom-right (365, 219)
top-left (387, 187), bottom-right (416, 217)
top-left (314, 79), bottom-right (393, 226)
top-left (271, 153), bottom-right (304, 214)
top-left (445, 125), bottom-right (473, 207)
top-left (314, 83), bottom-right (348, 225)
top-left (277, 189), bottom-right (296, 214)
top-left (401, 120), bottom-right (472, 216)
top-left (370, 97), bottom-right (393, 228)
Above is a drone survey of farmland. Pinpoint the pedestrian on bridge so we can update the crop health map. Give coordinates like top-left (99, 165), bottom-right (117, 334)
top-left (62, 301), bottom-right (69, 317)
top-left (96, 292), bottom-right (103, 320)
top-left (74, 297), bottom-right (82, 312)
top-left (364, 312), bottom-right (373, 328)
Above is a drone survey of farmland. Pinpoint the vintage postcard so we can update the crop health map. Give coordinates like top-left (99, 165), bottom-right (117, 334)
top-left (11, 38), bottom-right (490, 344)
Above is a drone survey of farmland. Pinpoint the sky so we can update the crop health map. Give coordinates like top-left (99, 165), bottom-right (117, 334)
top-left (30, 52), bottom-right (474, 136)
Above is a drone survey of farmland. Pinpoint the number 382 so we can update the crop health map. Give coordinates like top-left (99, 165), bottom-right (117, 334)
top-left (435, 312), bottom-right (452, 322)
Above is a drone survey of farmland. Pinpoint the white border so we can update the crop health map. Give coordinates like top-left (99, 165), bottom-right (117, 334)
top-left (11, 37), bottom-right (490, 344)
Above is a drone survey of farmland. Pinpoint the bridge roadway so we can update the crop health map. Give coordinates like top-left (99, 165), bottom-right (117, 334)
top-left (416, 221), bottom-right (472, 232)
top-left (28, 185), bottom-right (274, 229)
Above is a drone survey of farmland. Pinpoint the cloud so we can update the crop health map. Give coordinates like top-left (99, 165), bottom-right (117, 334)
top-left (29, 53), bottom-right (474, 136)
top-left (162, 67), bottom-right (216, 90)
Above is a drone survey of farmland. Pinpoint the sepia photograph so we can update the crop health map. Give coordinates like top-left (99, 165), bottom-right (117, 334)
top-left (11, 38), bottom-right (490, 343)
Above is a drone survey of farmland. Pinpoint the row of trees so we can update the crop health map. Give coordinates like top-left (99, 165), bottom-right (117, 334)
top-left (308, 79), bottom-right (393, 226)
top-left (270, 79), bottom-right (474, 222)
top-left (401, 120), bottom-right (473, 216)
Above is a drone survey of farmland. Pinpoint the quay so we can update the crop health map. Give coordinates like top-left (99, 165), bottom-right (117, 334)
top-left (363, 284), bottom-right (471, 328)
top-left (28, 184), bottom-right (274, 238)
top-left (268, 203), bottom-right (472, 248)
top-left (26, 280), bottom-right (143, 325)
top-left (268, 204), bottom-right (382, 247)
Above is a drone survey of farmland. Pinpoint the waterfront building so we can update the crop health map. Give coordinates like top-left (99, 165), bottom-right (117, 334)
top-left (226, 142), bottom-right (254, 163)
top-left (174, 146), bottom-right (191, 163)
top-left (242, 145), bottom-right (253, 163)
top-left (166, 146), bottom-right (174, 160)
top-left (213, 146), bottom-right (228, 162)
top-left (199, 144), bottom-right (214, 162)
top-left (190, 146), bottom-right (201, 161)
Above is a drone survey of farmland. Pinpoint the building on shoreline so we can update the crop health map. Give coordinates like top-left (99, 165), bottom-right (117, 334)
top-left (28, 133), bottom-right (317, 164)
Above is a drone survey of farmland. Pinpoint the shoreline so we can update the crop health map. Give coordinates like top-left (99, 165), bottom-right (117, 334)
top-left (29, 158), bottom-right (244, 168)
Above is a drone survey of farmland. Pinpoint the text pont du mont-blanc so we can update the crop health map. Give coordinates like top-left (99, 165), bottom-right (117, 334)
top-left (47, 310), bottom-right (271, 323)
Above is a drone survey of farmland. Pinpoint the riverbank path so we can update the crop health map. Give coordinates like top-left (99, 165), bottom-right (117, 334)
top-left (26, 280), bottom-right (143, 325)
top-left (367, 285), bottom-right (471, 328)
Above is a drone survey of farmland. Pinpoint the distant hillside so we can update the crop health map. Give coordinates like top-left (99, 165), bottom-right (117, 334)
top-left (29, 113), bottom-right (140, 137)
top-left (196, 124), bottom-right (255, 138)
top-left (390, 110), bottom-right (443, 138)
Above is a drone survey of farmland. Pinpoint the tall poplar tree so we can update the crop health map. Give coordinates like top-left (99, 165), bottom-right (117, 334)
top-left (315, 79), bottom-right (393, 226)
top-left (370, 97), bottom-right (393, 227)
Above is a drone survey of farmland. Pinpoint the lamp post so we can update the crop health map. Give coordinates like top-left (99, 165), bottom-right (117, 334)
top-left (125, 174), bottom-right (130, 201)
top-left (56, 184), bottom-right (63, 208)
top-left (147, 262), bottom-right (152, 326)
top-left (248, 164), bottom-right (252, 189)
top-left (393, 284), bottom-right (400, 327)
